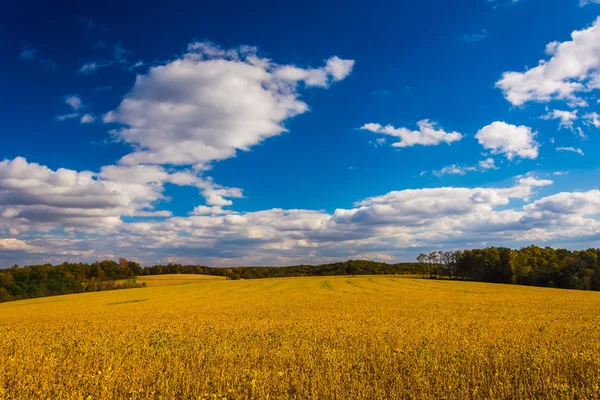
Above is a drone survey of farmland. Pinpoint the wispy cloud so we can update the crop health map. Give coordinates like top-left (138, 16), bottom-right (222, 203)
top-left (487, 0), bottom-right (520, 9)
top-left (459, 30), bottom-right (488, 43)
top-left (77, 15), bottom-right (95, 30)
top-left (372, 89), bottom-right (392, 96)
top-left (55, 113), bottom-right (79, 121)
top-left (556, 147), bottom-right (584, 156)
top-left (128, 61), bottom-right (145, 71)
top-left (18, 46), bottom-right (37, 60)
top-left (93, 85), bottom-right (113, 92)
top-left (78, 42), bottom-right (134, 74)
top-left (18, 45), bottom-right (54, 66)
top-left (432, 158), bottom-right (497, 177)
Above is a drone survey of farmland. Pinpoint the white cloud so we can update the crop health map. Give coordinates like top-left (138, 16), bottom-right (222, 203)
top-left (479, 158), bottom-right (497, 170)
top-left (0, 158), bottom-right (210, 235)
top-left (0, 238), bottom-right (41, 252)
top-left (274, 56), bottom-right (354, 87)
top-left (583, 112), bottom-right (600, 127)
top-left (78, 62), bottom-right (100, 74)
top-left (133, 210), bottom-right (173, 217)
top-left (459, 30), bottom-right (488, 43)
top-left (55, 113), bottom-right (79, 121)
top-left (104, 43), bottom-right (354, 168)
top-left (78, 43), bottom-right (130, 74)
top-left (556, 146), bottom-right (584, 155)
top-left (524, 191), bottom-right (600, 221)
top-left (129, 61), bottom-right (145, 71)
top-left (475, 122), bottom-right (539, 160)
top-left (369, 137), bottom-right (386, 147)
top-left (80, 114), bottom-right (95, 124)
top-left (432, 158), bottom-right (496, 177)
top-left (580, 0), bottom-right (600, 6)
top-left (56, 95), bottom-right (88, 122)
top-left (541, 109), bottom-right (578, 130)
top-left (360, 119), bottom-right (463, 148)
top-left (65, 95), bottom-right (82, 111)
top-left (496, 17), bottom-right (600, 106)
top-left (8, 164), bottom-right (600, 267)
top-left (432, 164), bottom-right (476, 177)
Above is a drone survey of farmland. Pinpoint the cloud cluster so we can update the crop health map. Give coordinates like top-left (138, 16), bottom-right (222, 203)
top-left (105, 43), bottom-right (354, 167)
top-left (55, 95), bottom-right (95, 124)
top-left (0, 158), bottom-right (209, 236)
top-left (7, 22), bottom-right (600, 267)
top-left (360, 120), bottom-right (463, 148)
top-left (496, 17), bottom-right (600, 106)
top-left (4, 152), bottom-right (600, 267)
top-left (541, 109), bottom-right (578, 131)
top-left (10, 171), bottom-right (598, 266)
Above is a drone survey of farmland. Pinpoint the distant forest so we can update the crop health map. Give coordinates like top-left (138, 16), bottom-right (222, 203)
top-left (0, 258), bottom-right (144, 303)
top-left (2, 245), bottom-right (600, 303)
top-left (414, 246), bottom-right (600, 291)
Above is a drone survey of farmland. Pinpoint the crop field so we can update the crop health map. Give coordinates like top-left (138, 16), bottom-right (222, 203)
top-left (1, 275), bottom-right (600, 399)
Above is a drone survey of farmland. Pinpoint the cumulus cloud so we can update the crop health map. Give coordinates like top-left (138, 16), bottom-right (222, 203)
top-left (475, 122), bottom-right (539, 160)
top-left (496, 17), bottom-right (600, 106)
top-left (541, 109), bottom-right (578, 130)
top-left (360, 120), bottom-right (463, 148)
top-left (0, 238), bottom-right (42, 252)
top-left (80, 114), bottom-right (95, 124)
top-left (525, 190), bottom-right (600, 217)
top-left (580, 0), bottom-right (600, 5)
top-left (0, 158), bottom-right (209, 235)
top-left (104, 42), bottom-right (354, 167)
top-left (556, 146), bottom-right (584, 155)
top-left (65, 95), bottom-right (82, 111)
top-left (6, 163), bottom-right (600, 267)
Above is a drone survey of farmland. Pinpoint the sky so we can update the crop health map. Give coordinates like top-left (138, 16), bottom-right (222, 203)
top-left (1, 0), bottom-right (600, 266)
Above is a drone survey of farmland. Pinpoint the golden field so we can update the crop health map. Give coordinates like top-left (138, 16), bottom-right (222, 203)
top-left (1, 275), bottom-right (600, 399)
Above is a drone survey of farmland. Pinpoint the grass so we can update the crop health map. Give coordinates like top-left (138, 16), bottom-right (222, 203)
top-left (1, 275), bottom-right (600, 399)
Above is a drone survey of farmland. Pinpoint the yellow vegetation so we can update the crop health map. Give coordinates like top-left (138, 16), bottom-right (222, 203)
top-left (1, 275), bottom-right (600, 399)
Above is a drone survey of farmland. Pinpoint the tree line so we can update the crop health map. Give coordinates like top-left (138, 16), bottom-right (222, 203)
top-left (140, 260), bottom-right (419, 280)
top-left (3, 245), bottom-right (600, 303)
top-left (0, 258), bottom-right (144, 303)
top-left (416, 245), bottom-right (600, 291)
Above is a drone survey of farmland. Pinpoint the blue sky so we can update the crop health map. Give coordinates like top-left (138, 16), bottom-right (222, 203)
top-left (1, 0), bottom-right (600, 266)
